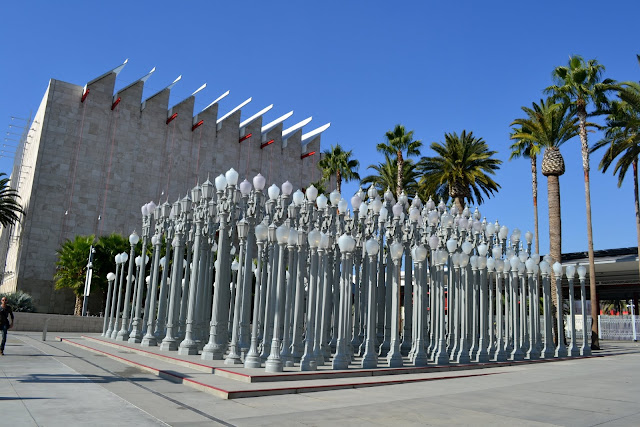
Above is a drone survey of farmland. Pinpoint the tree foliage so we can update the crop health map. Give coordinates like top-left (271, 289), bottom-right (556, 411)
top-left (0, 173), bottom-right (24, 227)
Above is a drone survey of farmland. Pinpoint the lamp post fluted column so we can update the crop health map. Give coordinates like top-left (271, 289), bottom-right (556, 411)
top-left (265, 224), bottom-right (290, 373)
top-left (244, 223), bottom-right (268, 368)
top-left (116, 233), bottom-right (139, 341)
top-left (129, 207), bottom-right (152, 344)
top-left (553, 262), bottom-right (568, 358)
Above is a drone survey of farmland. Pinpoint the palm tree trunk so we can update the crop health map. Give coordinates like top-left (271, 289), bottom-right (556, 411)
top-left (531, 155), bottom-right (540, 254)
top-left (455, 197), bottom-right (464, 215)
top-left (396, 150), bottom-right (403, 198)
top-left (547, 174), bottom-right (561, 344)
top-left (74, 294), bottom-right (83, 316)
top-left (577, 111), bottom-right (599, 350)
top-left (634, 160), bottom-right (640, 287)
top-left (336, 170), bottom-right (342, 194)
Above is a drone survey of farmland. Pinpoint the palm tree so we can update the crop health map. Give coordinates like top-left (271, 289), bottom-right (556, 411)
top-left (376, 125), bottom-right (422, 197)
top-left (361, 154), bottom-right (423, 200)
top-left (592, 86), bottom-right (640, 282)
top-left (317, 144), bottom-right (360, 194)
top-left (0, 173), bottom-right (24, 227)
top-left (419, 130), bottom-right (501, 213)
top-left (55, 235), bottom-right (95, 315)
top-left (546, 55), bottom-right (616, 349)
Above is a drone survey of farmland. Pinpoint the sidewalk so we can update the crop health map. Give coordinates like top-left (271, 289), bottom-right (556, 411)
top-left (2, 332), bottom-right (640, 426)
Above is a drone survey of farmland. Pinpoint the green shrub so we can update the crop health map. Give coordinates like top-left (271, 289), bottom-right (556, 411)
top-left (0, 290), bottom-right (35, 312)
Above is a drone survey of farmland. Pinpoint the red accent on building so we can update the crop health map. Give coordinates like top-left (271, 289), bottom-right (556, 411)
top-left (111, 97), bottom-right (121, 110)
top-left (192, 120), bottom-right (204, 131)
top-left (81, 89), bottom-right (90, 103)
top-left (260, 139), bottom-right (274, 149)
top-left (300, 151), bottom-right (316, 159)
top-left (166, 113), bottom-right (178, 124)
top-left (238, 133), bottom-right (253, 143)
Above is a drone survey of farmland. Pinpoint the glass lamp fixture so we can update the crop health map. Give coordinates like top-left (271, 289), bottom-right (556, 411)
top-left (268, 184), bottom-right (280, 201)
top-left (359, 202), bottom-right (367, 219)
top-left (351, 194), bottom-right (362, 211)
top-left (288, 228), bottom-right (298, 245)
top-left (180, 195), bottom-right (191, 213)
top-left (518, 251), bottom-right (528, 264)
top-left (308, 229), bottom-right (321, 248)
top-left (446, 238), bottom-right (458, 253)
top-left (253, 173), bottom-right (266, 191)
top-left (459, 252), bottom-right (470, 267)
top-left (525, 230), bottom-right (533, 245)
top-left (462, 206), bottom-right (470, 218)
top-left (577, 265), bottom-right (587, 279)
top-left (231, 260), bottom-right (239, 271)
top-left (225, 168), bottom-right (239, 186)
top-left (485, 223), bottom-right (496, 237)
top-left (412, 245), bottom-right (428, 262)
top-left (384, 188), bottom-right (394, 203)
top-left (427, 210), bottom-right (439, 226)
top-left (159, 257), bottom-right (166, 268)
top-left (129, 232), bottom-right (140, 245)
top-left (215, 174), bottom-right (227, 191)
top-left (525, 258), bottom-right (535, 273)
top-left (473, 207), bottom-right (481, 220)
top-left (509, 256), bottom-right (519, 270)
top-left (371, 197), bottom-right (383, 214)
top-left (451, 252), bottom-right (461, 267)
top-left (492, 246), bottom-right (502, 260)
top-left (115, 253), bottom-right (122, 264)
top-left (472, 220), bottom-right (483, 234)
top-left (495, 258), bottom-right (504, 272)
top-left (237, 219), bottom-right (249, 239)
top-left (392, 203), bottom-right (403, 218)
top-left (517, 261), bottom-right (525, 274)
top-left (477, 243), bottom-right (488, 257)
top-left (255, 223), bottom-right (268, 242)
top-left (151, 235), bottom-right (159, 246)
top-left (338, 199), bottom-right (348, 214)
top-left (147, 201), bottom-right (157, 214)
top-left (306, 184), bottom-right (318, 202)
top-left (367, 185), bottom-right (378, 200)
top-left (552, 262), bottom-right (563, 277)
top-left (458, 217), bottom-right (469, 230)
top-left (398, 191), bottom-right (408, 206)
top-left (281, 181), bottom-right (293, 196)
top-left (239, 179), bottom-right (252, 196)
top-left (191, 185), bottom-right (202, 204)
top-left (461, 241), bottom-right (473, 255)
top-left (539, 261), bottom-right (550, 275)
top-left (477, 256), bottom-right (487, 269)
top-left (390, 242), bottom-right (404, 260)
top-left (135, 256), bottom-right (142, 267)
top-left (320, 233), bottom-right (330, 249)
top-left (543, 254), bottom-right (553, 264)
top-left (292, 189), bottom-right (304, 206)
top-left (487, 256), bottom-right (495, 271)
top-left (428, 235), bottom-right (440, 250)
top-left (365, 238), bottom-right (380, 256)
top-left (276, 224), bottom-right (290, 244)
top-left (498, 226), bottom-right (509, 240)
top-left (141, 204), bottom-right (149, 217)
top-left (316, 193), bottom-right (328, 209)
top-left (469, 254), bottom-right (479, 269)
top-left (409, 207), bottom-right (420, 222)
top-left (379, 206), bottom-right (388, 221)
top-left (120, 252), bottom-right (128, 263)
top-left (107, 272), bottom-right (116, 281)
top-left (330, 190), bottom-right (341, 206)
top-left (426, 197), bottom-right (436, 211)
top-left (566, 264), bottom-right (576, 278)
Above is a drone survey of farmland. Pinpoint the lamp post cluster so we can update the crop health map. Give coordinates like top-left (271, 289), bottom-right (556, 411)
top-left (102, 167), bottom-right (591, 371)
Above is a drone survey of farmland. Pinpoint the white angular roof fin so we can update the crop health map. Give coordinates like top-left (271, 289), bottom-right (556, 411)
top-left (262, 111), bottom-right (293, 134)
top-left (301, 123), bottom-right (331, 145)
top-left (217, 97), bottom-right (252, 124)
top-left (191, 83), bottom-right (207, 97)
top-left (239, 104), bottom-right (273, 129)
top-left (86, 58), bottom-right (129, 86)
top-left (202, 90), bottom-right (230, 112)
top-left (166, 75), bottom-right (182, 91)
top-left (282, 117), bottom-right (312, 140)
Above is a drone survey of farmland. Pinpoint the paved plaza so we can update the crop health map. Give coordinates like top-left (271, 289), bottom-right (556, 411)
top-left (0, 332), bottom-right (639, 426)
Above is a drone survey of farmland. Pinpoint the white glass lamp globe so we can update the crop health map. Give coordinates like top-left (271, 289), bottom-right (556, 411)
top-left (320, 233), bottom-right (330, 249)
top-left (359, 202), bottom-right (368, 218)
top-left (477, 243), bottom-right (488, 257)
top-left (495, 259), bottom-right (504, 272)
top-left (566, 264), bottom-right (576, 278)
top-left (215, 174), bottom-right (227, 191)
top-left (159, 257), bottom-right (166, 268)
top-left (428, 235), bottom-right (440, 250)
top-left (316, 193), bottom-right (328, 209)
top-left (531, 253), bottom-right (541, 264)
top-left (509, 256), bottom-right (519, 270)
top-left (135, 256), bottom-right (142, 266)
top-left (371, 197), bottom-right (383, 214)
top-left (485, 223), bottom-right (496, 237)
top-left (427, 210), bottom-right (439, 226)
top-left (268, 184), bottom-right (280, 201)
top-left (426, 198), bottom-right (436, 211)
top-left (525, 230), bottom-right (533, 244)
top-left (141, 204), bottom-right (149, 216)
top-left (477, 256), bottom-right (487, 269)
top-left (552, 262), bottom-right (563, 277)
top-left (276, 224), bottom-right (290, 244)
top-left (338, 199), bottom-right (348, 214)
top-left (120, 252), bottom-right (128, 263)
top-left (390, 242), bottom-right (404, 260)
top-left (518, 251), bottom-right (528, 264)
top-left (281, 181), bottom-right (293, 196)
top-left (365, 238), bottom-right (380, 256)
top-left (288, 228), bottom-right (297, 246)
top-left (239, 179), bottom-right (252, 196)
top-left (306, 185), bottom-right (318, 202)
top-left (231, 260), bottom-right (239, 271)
top-left (253, 173), bottom-right (266, 191)
top-left (308, 229), bottom-right (321, 248)
top-left (255, 223), bottom-right (268, 242)
top-left (292, 189), bottom-right (304, 206)
top-left (525, 258), bottom-right (535, 273)
top-left (392, 203), bottom-right (403, 218)
top-left (115, 253), bottom-right (122, 264)
top-left (461, 241), bottom-right (473, 255)
top-left (446, 238), bottom-right (458, 253)
top-left (151, 235), bottom-right (159, 246)
top-left (458, 217), bottom-right (469, 230)
top-left (367, 186), bottom-right (378, 199)
top-left (129, 232), bottom-right (140, 245)
top-left (412, 245), bottom-right (428, 262)
top-left (577, 265), bottom-right (587, 279)
top-left (329, 190), bottom-right (341, 206)
top-left (459, 252), bottom-right (470, 267)
top-left (517, 261), bottom-right (525, 274)
top-left (378, 206), bottom-right (388, 222)
top-left (498, 226), bottom-right (509, 240)
top-left (492, 246), bottom-right (502, 260)
top-left (225, 168), bottom-right (239, 186)
top-left (539, 261), bottom-right (550, 275)
top-left (351, 194), bottom-right (362, 210)
top-left (107, 272), bottom-right (116, 281)
top-left (487, 256), bottom-right (495, 271)
top-left (469, 255), bottom-right (478, 269)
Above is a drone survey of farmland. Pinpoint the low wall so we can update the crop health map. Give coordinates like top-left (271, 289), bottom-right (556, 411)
top-left (12, 312), bottom-right (104, 333)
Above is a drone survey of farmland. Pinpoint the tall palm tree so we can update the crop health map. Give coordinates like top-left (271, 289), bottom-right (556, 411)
top-left (592, 87), bottom-right (640, 282)
top-left (361, 154), bottom-right (422, 200)
top-left (317, 144), bottom-right (360, 194)
top-left (0, 173), bottom-right (24, 227)
top-left (419, 130), bottom-right (501, 213)
top-left (376, 125), bottom-right (422, 197)
top-left (546, 55), bottom-right (616, 349)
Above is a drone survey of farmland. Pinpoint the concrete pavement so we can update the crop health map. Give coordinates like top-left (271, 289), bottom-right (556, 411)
top-left (2, 332), bottom-right (640, 426)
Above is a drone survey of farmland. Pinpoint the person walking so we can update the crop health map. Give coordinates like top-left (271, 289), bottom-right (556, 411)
top-left (0, 296), bottom-right (14, 355)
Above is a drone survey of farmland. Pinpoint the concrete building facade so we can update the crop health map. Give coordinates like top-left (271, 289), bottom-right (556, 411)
top-left (0, 61), bottom-right (326, 313)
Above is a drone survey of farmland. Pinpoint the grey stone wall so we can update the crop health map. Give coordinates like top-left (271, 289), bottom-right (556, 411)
top-left (0, 68), bottom-right (324, 314)
top-left (13, 312), bottom-right (103, 333)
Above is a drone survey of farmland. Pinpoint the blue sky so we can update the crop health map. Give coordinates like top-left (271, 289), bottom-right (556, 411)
top-left (0, 1), bottom-right (637, 254)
